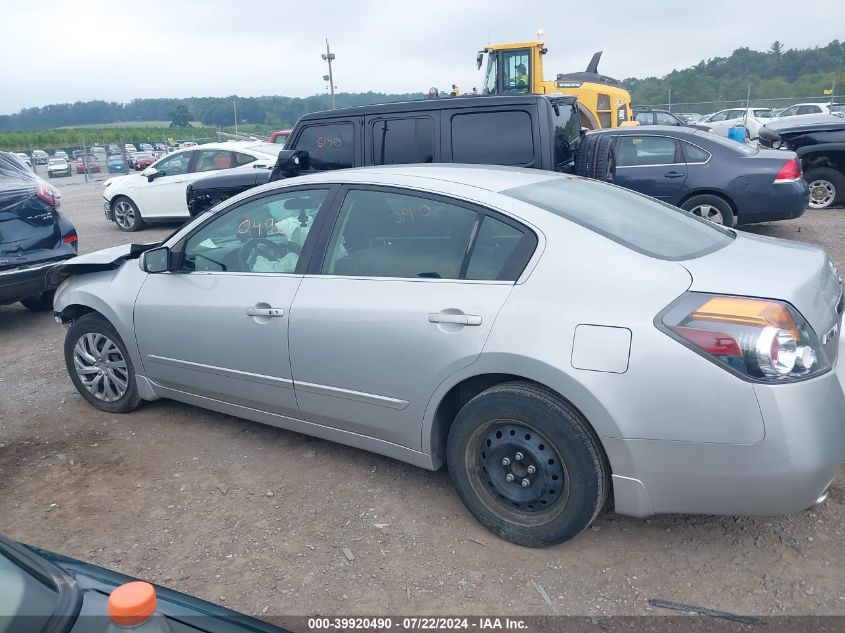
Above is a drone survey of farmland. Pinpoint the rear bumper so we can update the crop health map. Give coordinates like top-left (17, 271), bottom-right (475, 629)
top-left (607, 362), bottom-right (845, 518)
top-left (735, 179), bottom-right (809, 224)
top-left (0, 258), bottom-right (71, 304)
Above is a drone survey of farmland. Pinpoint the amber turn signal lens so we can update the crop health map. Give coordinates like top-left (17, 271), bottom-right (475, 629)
top-left (690, 296), bottom-right (800, 340)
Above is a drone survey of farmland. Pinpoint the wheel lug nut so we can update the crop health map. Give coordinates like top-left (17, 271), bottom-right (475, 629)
top-left (501, 457), bottom-right (511, 467)
top-left (514, 452), bottom-right (523, 461)
top-left (521, 478), bottom-right (530, 487)
top-left (505, 473), bottom-right (515, 483)
top-left (527, 465), bottom-right (536, 475)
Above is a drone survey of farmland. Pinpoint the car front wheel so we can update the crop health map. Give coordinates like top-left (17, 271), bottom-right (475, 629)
top-left (64, 313), bottom-right (141, 413)
top-left (112, 197), bottom-right (144, 231)
top-left (447, 381), bottom-right (610, 547)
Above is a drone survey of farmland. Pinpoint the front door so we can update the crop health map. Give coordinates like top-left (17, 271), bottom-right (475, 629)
top-left (289, 186), bottom-right (534, 449)
top-left (134, 187), bottom-right (334, 416)
top-left (613, 135), bottom-right (688, 202)
top-left (135, 150), bottom-right (194, 218)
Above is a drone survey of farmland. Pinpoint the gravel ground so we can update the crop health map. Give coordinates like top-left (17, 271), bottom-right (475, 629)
top-left (1, 173), bottom-right (843, 619)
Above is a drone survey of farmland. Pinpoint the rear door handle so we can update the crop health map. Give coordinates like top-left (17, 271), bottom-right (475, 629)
top-left (246, 306), bottom-right (284, 317)
top-left (428, 313), bottom-right (482, 326)
top-left (664, 171), bottom-right (686, 178)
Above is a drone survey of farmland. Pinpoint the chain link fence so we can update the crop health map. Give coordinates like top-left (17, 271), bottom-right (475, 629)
top-left (649, 96), bottom-right (840, 115)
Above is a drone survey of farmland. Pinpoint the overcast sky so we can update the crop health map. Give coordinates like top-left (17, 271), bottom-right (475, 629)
top-left (2, 0), bottom-right (844, 115)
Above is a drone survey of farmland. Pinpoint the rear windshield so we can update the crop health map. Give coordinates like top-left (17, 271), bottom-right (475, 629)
top-left (503, 177), bottom-right (734, 260)
top-left (695, 131), bottom-right (758, 155)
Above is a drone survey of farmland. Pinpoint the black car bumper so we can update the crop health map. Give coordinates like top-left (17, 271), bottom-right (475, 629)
top-left (0, 257), bottom-right (72, 304)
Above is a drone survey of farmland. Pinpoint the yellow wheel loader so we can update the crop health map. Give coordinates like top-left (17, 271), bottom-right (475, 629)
top-left (476, 41), bottom-right (633, 129)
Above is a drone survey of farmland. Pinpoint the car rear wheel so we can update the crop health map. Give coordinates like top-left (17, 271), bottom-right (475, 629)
top-left (20, 290), bottom-right (55, 312)
top-left (680, 194), bottom-right (735, 226)
top-left (446, 381), bottom-right (609, 547)
top-left (112, 197), bottom-right (144, 231)
top-left (805, 167), bottom-right (844, 209)
top-left (64, 313), bottom-right (141, 413)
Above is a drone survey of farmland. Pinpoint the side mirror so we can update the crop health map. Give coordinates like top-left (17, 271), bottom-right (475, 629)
top-left (141, 246), bottom-right (171, 273)
top-left (142, 167), bottom-right (161, 181)
top-left (269, 149), bottom-right (310, 182)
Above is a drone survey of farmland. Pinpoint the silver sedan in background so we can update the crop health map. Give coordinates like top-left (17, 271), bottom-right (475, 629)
top-left (52, 165), bottom-right (845, 547)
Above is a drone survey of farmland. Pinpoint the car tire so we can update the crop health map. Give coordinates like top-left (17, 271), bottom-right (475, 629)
top-left (20, 290), bottom-right (55, 312)
top-left (111, 196), bottom-right (145, 232)
top-left (680, 194), bottom-right (735, 226)
top-left (574, 134), bottom-right (616, 183)
top-left (804, 167), bottom-right (845, 210)
top-left (446, 381), bottom-right (609, 547)
top-left (64, 313), bottom-right (141, 414)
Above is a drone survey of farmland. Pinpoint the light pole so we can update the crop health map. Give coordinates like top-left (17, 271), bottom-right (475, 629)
top-left (321, 39), bottom-right (336, 109)
top-left (233, 98), bottom-right (238, 134)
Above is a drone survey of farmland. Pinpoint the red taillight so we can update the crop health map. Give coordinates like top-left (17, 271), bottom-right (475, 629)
top-left (36, 185), bottom-right (57, 206)
top-left (671, 326), bottom-right (741, 357)
top-left (774, 159), bottom-right (801, 183)
top-left (63, 234), bottom-right (77, 244)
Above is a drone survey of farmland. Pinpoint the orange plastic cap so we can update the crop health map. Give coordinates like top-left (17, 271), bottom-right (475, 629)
top-left (108, 581), bottom-right (157, 626)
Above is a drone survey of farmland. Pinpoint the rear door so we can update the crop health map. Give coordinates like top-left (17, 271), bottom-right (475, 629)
top-left (613, 135), bottom-right (688, 202)
top-left (287, 185), bottom-right (536, 449)
top-left (365, 114), bottom-right (438, 166)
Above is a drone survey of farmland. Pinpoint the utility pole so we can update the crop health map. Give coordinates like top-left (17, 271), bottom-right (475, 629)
top-left (322, 39), bottom-right (337, 110)
top-left (233, 98), bottom-right (238, 134)
top-left (667, 87), bottom-right (672, 112)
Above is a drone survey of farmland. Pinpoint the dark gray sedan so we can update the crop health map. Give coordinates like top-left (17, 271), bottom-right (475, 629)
top-left (591, 126), bottom-right (809, 226)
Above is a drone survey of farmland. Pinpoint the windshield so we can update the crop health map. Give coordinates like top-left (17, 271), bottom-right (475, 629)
top-left (504, 177), bottom-right (734, 260)
top-left (481, 53), bottom-right (497, 95)
top-left (48, 159), bottom-right (64, 165)
top-left (754, 109), bottom-right (776, 118)
top-left (0, 549), bottom-right (60, 633)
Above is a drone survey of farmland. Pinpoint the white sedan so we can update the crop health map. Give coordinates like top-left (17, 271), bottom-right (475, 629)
top-left (103, 142), bottom-right (279, 231)
top-left (697, 107), bottom-right (777, 140)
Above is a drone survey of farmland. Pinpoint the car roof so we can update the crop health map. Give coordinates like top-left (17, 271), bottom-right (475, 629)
top-left (297, 94), bottom-right (574, 122)
top-left (273, 164), bottom-right (564, 194)
top-left (589, 125), bottom-right (701, 137)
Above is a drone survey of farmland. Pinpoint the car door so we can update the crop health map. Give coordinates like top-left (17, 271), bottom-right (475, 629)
top-left (133, 186), bottom-right (336, 417)
top-left (134, 150), bottom-right (194, 218)
top-left (612, 135), bottom-right (687, 201)
top-left (288, 186), bottom-right (536, 449)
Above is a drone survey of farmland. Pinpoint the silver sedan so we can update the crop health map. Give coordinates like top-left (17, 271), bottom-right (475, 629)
top-left (53, 165), bottom-right (845, 547)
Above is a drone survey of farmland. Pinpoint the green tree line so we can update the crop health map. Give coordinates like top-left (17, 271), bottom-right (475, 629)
top-left (624, 40), bottom-right (845, 106)
top-left (0, 92), bottom-right (423, 132)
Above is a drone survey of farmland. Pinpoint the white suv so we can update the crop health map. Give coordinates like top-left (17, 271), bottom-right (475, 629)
top-left (103, 142), bottom-right (278, 231)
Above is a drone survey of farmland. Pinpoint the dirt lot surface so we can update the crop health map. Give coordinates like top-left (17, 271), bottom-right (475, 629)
top-left (1, 173), bottom-right (844, 619)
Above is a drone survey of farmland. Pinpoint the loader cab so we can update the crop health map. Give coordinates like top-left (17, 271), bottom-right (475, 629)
top-left (479, 44), bottom-right (541, 96)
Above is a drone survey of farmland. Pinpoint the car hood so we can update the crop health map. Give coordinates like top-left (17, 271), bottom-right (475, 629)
top-left (764, 114), bottom-right (845, 134)
top-left (680, 231), bottom-right (843, 346)
top-left (45, 242), bottom-right (156, 286)
top-left (103, 174), bottom-right (134, 188)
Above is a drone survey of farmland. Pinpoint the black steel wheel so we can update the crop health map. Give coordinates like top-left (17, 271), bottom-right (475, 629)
top-left (447, 381), bottom-right (609, 547)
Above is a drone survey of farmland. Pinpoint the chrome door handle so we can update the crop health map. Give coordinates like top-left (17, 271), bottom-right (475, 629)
top-left (664, 171), bottom-right (685, 178)
top-left (428, 313), bottom-right (482, 326)
top-left (246, 306), bottom-right (284, 317)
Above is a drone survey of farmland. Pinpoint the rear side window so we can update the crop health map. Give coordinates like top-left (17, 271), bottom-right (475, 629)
top-left (465, 216), bottom-right (525, 281)
top-left (234, 152), bottom-right (257, 166)
top-left (371, 117), bottom-right (434, 165)
top-left (451, 111), bottom-right (534, 165)
top-left (293, 123), bottom-right (354, 170)
top-left (504, 177), bottom-right (733, 261)
top-left (681, 142), bottom-right (710, 164)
